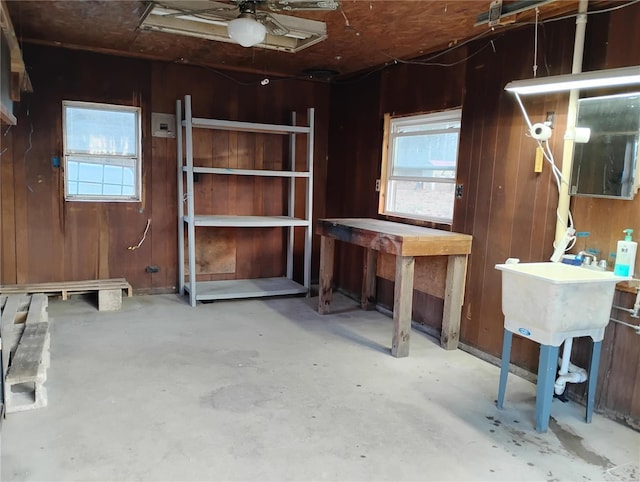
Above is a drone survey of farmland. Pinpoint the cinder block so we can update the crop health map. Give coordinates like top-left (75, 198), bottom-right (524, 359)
top-left (98, 289), bottom-right (122, 311)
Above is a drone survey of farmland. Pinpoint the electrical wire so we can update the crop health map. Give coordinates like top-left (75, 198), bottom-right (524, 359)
top-left (515, 97), bottom-right (577, 257)
top-left (128, 219), bottom-right (151, 251)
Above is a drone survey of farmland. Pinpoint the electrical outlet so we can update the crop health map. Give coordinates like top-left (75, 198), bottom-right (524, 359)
top-left (375, 179), bottom-right (381, 192)
top-left (455, 184), bottom-right (464, 199)
top-left (546, 111), bottom-right (555, 128)
top-left (488, 0), bottom-right (502, 27)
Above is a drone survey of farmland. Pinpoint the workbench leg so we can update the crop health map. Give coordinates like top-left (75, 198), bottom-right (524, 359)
top-left (318, 236), bottom-right (335, 315)
top-left (391, 255), bottom-right (414, 358)
top-left (586, 340), bottom-right (602, 423)
top-left (441, 254), bottom-right (467, 350)
top-left (535, 344), bottom-right (559, 433)
top-left (497, 329), bottom-right (513, 409)
top-left (361, 248), bottom-right (377, 311)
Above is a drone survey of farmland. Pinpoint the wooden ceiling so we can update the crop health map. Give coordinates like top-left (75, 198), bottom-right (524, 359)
top-left (6, 0), bottom-right (591, 79)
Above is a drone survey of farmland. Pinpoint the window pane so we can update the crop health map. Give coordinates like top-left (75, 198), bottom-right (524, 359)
top-left (103, 184), bottom-right (123, 196)
top-left (67, 161), bottom-right (79, 181)
top-left (103, 165), bottom-right (124, 185)
top-left (78, 182), bottom-right (103, 195)
top-left (392, 132), bottom-right (458, 179)
top-left (386, 180), bottom-right (455, 222)
top-left (65, 106), bottom-right (137, 156)
top-left (66, 157), bottom-right (136, 198)
top-left (78, 162), bottom-right (104, 183)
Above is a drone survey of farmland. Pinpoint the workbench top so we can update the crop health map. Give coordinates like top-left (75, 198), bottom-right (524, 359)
top-left (316, 218), bottom-right (472, 257)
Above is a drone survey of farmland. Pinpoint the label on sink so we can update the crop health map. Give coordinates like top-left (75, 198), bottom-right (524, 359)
top-left (518, 327), bottom-right (531, 336)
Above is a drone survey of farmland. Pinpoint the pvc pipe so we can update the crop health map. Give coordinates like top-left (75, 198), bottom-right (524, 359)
top-left (555, 337), bottom-right (588, 395)
top-left (554, 366), bottom-right (587, 395)
top-left (554, 0), bottom-right (589, 243)
top-left (558, 338), bottom-right (573, 375)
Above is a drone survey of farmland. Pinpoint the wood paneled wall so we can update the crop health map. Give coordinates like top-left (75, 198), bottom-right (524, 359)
top-left (1, 45), bottom-right (330, 292)
top-left (327, 6), bottom-right (640, 427)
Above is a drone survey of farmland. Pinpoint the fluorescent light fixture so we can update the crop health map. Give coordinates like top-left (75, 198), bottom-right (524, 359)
top-left (504, 66), bottom-right (640, 95)
top-left (227, 14), bottom-right (266, 47)
top-left (139, 0), bottom-right (328, 53)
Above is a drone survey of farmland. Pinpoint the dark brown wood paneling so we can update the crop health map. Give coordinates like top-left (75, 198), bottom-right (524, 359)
top-left (2, 45), bottom-right (330, 293)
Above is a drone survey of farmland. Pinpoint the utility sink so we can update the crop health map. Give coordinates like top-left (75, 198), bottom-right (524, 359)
top-left (495, 262), bottom-right (630, 346)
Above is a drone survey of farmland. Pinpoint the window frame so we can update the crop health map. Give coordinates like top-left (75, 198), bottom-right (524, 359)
top-left (62, 100), bottom-right (142, 202)
top-left (379, 108), bottom-right (462, 225)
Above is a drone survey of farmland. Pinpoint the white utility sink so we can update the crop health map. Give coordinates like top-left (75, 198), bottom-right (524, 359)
top-left (495, 262), bottom-right (630, 345)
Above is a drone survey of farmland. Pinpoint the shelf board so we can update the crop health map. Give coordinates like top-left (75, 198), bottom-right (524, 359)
top-left (187, 117), bottom-right (310, 135)
top-left (184, 215), bottom-right (310, 227)
top-left (185, 277), bottom-right (308, 301)
top-left (187, 166), bottom-right (310, 178)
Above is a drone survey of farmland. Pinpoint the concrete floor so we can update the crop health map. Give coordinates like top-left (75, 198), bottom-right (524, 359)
top-left (1, 292), bottom-right (639, 482)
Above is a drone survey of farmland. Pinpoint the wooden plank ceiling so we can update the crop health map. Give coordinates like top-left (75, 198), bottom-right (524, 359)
top-left (5, 0), bottom-right (593, 78)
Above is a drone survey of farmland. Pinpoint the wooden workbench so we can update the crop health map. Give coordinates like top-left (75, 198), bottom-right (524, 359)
top-left (316, 218), bottom-right (472, 357)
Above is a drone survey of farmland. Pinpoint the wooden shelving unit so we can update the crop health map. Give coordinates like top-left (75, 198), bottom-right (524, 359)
top-left (177, 95), bottom-right (314, 306)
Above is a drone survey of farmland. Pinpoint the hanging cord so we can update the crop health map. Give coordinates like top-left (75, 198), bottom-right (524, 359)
top-left (513, 94), bottom-right (577, 258)
top-left (128, 219), bottom-right (151, 250)
top-left (533, 7), bottom-right (539, 78)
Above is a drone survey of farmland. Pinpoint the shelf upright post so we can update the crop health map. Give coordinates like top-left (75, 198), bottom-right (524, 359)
top-left (286, 112), bottom-right (297, 280)
top-left (176, 99), bottom-right (185, 296)
top-left (304, 108), bottom-right (315, 292)
top-left (185, 95), bottom-right (198, 306)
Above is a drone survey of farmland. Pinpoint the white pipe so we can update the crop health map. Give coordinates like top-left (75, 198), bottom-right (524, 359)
top-left (554, 0), bottom-right (589, 244)
top-left (555, 338), bottom-right (589, 395)
top-left (634, 290), bottom-right (640, 318)
top-left (558, 338), bottom-right (573, 375)
top-left (555, 367), bottom-right (588, 395)
top-left (554, 355), bottom-right (588, 395)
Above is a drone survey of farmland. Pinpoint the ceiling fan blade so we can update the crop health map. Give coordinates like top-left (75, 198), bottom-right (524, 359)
top-left (256, 12), bottom-right (289, 36)
top-left (265, 0), bottom-right (340, 12)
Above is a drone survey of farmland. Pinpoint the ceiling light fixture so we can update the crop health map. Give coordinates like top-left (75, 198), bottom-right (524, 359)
top-left (139, 1), bottom-right (329, 53)
top-left (228, 13), bottom-right (266, 47)
top-left (504, 65), bottom-right (640, 95)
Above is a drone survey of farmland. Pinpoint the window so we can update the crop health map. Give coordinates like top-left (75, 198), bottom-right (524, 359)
top-left (379, 109), bottom-right (461, 224)
top-left (63, 101), bottom-right (141, 201)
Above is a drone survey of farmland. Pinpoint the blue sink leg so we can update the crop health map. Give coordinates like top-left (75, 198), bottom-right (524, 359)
top-left (586, 340), bottom-right (602, 423)
top-left (497, 329), bottom-right (513, 409)
top-left (536, 344), bottom-right (559, 433)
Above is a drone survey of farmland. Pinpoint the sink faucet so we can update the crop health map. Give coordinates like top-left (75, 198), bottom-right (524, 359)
top-left (578, 251), bottom-right (597, 266)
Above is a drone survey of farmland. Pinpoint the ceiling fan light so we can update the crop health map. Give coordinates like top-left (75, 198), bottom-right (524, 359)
top-left (228, 15), bottom-right (266, 47)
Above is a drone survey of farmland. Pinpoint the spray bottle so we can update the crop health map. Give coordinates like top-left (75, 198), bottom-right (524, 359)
top-left (613, 229), bottom-right (637, 277)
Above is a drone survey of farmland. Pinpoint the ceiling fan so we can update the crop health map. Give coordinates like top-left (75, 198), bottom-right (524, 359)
top-left (141, 0), bottom-right (339, 51)
top-left (227, 0), bottom-right (340, 46)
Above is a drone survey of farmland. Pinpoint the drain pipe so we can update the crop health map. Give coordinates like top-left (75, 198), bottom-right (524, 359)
top-left (554, 0), bottom-right (590, 395)
top-left (555, 338), bottom-right (588, 395)
top-left (554, 0), bottom-right (588, 243)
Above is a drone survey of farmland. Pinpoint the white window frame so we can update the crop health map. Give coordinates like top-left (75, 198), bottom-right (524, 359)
top-left (62, 100), bottom-right (142, 202)
top-left (379, 109), bottom-right (462, 224)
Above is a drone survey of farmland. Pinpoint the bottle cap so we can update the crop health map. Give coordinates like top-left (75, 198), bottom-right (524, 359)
top-left (623, 228), bottom-right (633, 241)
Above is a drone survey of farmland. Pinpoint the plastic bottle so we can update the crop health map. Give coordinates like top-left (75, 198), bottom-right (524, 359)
top-left (613, 229), bottom-right (637, 277)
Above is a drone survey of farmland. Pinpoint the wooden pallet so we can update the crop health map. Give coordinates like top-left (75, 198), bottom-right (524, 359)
top-left (1, 294), bottom-right (49, 414)
top-left (0, 278), bottom-right (132, 311)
